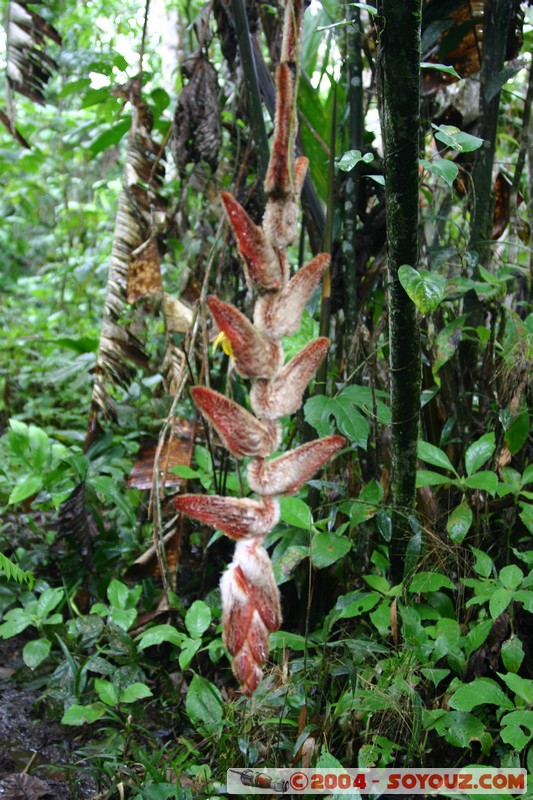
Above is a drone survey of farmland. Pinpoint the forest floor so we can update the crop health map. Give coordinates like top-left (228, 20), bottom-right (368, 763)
top-left (0, 636), bottom-right (97, 800)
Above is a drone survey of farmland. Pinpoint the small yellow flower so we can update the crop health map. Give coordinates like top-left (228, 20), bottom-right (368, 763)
top-left (213, 330), bottom-right (234, 358)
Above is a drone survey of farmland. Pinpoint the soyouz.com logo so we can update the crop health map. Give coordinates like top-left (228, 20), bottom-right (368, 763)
top-left (227, 768), bottom-right (527, 794)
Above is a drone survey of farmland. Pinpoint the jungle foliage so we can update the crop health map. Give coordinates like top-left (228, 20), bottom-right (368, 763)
top-left (0, 0), bottom-right (532, 797)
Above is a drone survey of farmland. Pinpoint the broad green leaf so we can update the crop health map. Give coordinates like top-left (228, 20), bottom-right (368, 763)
top-left (136, 624), bottom-right (184, 650)
top-left (304, 394), bottom-right (369, 448)
top-left (464, 471), bottom-right (498, 494)
top-left (280, 496), bottom-right (312, 530)
top-left (185, 675), bottom-right (224, 737)
top-left (470, 547), bottom-right (494, 578)
top-left (409, 571), bottom-right (455, 593)
top-left (438, 711), bottom-right (486, 748)
top-left (340, 385), bottom-right (391, 424)
top-left (338, 149), bottom-right (374, 171)
top-left (505, 412), bottom-right (530, 455)
top-left (311, 532), bottom-right (351, 568)
top-left (521, 463), bottom-right (533, 486)
top-left (185, 600), bottom-right (211, 639)
top-left (463, 620), bottom-right (493, 657)
top-left (449, 678), bottom-right (514, 712)
top-left (420, 667), bottom-right (450, 687)
top-left (120, 682), bottom-right (153, 703)
top-left (500, 710), bottom-right (533, 750)
top-left (0, 609), bottom-right (33, 638)
top-left (29, 425), bottom-right (50, 470)
top-left (270, 631), bottom-right (308, 651)
top-left (179, 637), bottom-right (202, 670)
top-left (420, 62), bottom-right (462, 79)
top-left (485, 64), bottom-right (524, 102)
top-left (109, 607), bottom-right (137, 631)
top-left (90, 118), bottom-right (131, 155)
top-left (489, 587), bottom-right (513, 619)
top-left (169, 465), bottom-right (201, 479)
top-left (23, 638), bottom-right (51, 669)
top-left (499, 565), bottom-right (524, 591)
top-left (398, 265), bottom-right (446, 314)
top-left (433, 315), bottom-right (467, 373)
top-left (420, 157), bottom-right (458, 189)
top-left (107, 579), bottom-right (130, 610)
top-left (465, 432), bottom-right (495, 475)
top-left (272, 544), bottom-right (309, 585)
top-left (95, 678), bottom-right (119, 706)
top-left (519, 502), bottom-right (533, 535)
top-left (333, 591), bottom-right (381, 619)
top-left (446, 502), bottom-right (473, 543)
top-left (498, 673), bottom-right (533, 706)
top-left (416, 469), bottom-right (452, 487)
top-left (8, 474), bottom-right (43, 505)
top-left (432, 124), bottom-right (484, 152)
top-left (37, 587), bottom-right (64, 618)
top-left (61, 703), bottom-right (106, 726)
top-left (501, 637), bottom-right (525, 673)
top-left (418, 441), bottom-right (456, 473)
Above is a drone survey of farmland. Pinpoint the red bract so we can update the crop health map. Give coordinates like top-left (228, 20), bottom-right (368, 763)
top-left (191, 387), bottom-right (280, 456)
top-left (173, 495), bottom-right (280, 539)
top-left (247, 435), bottom-right (346, 496)
top-left (250, 337), bottom-right (330, 419)
top-left (207, 296), bottom-right (283, 378)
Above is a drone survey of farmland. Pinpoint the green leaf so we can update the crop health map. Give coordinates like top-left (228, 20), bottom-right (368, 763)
top-left (432, 124), bottom-right (484, 152)
top-left (37, 587), bottom-right (64, 619)
top-left (311, 532), bottom-right (351, 569)
top-left (0, 609), bottom-right (33, 638)
top-left (470, 547), bottom-right (493, 578)
top-left (500, 710), bottom-right (533, 750)
top-left (120, 682), bottom-right (153, 703)
top-left (416, 469), bottom-right (452, 487)
top-left (136, 624), bottom-right (184, 650)
top-left (420, 62), bottom-right (462, 79)
top-left (499, 565), bottom-right (524, 591)
top-left (169, 465), bottom-right (201, 479)
top-left (465, 432), bottom-right (495, 475)
top-left (433, 315), bottom-right (467, 373)
top-left (61, 703), bottom-right (107, 726)
top-left (304, 394), bottom-right (369, 448)
top-left (505, 412), bottom-right (530, 455)
top-left (418, 441), bottom-right (456, 473)
top-left (464, 471), bottom-right (498, 494)
top-left (485, 63), bottom-right (524, 103)
top-left (280, 497), bottom-right (312, 529)
top-left (23, 638), bottom-right (51, 669)
top-left (178, 637), bottom-right (202, 670)
top-left (420, 667), bottom-right (450, 687)
top-left (398, 265), bottom-right (446, 314)
top-left (498, 673), bottom-right (533, 706)
top-left (185, 675), bottom-right (224, 737)
top-left (95, 678), bottom-right (119, 706)
top-left (269, 631), bottom-right (308, 651)
top-left (272, 544), bottom-right (309, 585)
top-left (501, 637), bottom-right (525, 673)
top-left (463, 620), bottom-right (493, 657)
top-left (409, 571), bottom-right (455, 593)
top-left (521, 464), bottom-right (533, 487)
top-left (107, 579), bottom-right (130, 609)
top-left (29, 425), bottom-right (50, 471)
top-left (8, 474), bottom-right (43, 505)
top-left (338, 149), bottom-right (374, 171)
top-left (419, 157), bottom-right (458, 189)
top-left (449, 678), bottom-right (514, 712)
top-left (90, 118), bottom-right (131, 156)
top-left (446, 502), bottom-right (473, 543)
top-left (185, 600), bottom-right (211, 639)
top-left (489, 587), bottom-right (513, 619)
top-left (437, 711), bottom-right (486, 748)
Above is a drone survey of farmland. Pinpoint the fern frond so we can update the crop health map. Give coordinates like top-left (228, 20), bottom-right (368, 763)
top-left (0, 552), bottom-right (34, 588)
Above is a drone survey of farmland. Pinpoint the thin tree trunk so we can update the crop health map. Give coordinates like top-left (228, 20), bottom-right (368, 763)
top-left (376, 0), bottom-right (422, 583)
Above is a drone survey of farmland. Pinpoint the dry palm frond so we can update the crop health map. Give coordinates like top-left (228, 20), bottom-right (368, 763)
top-left (1, 1), bottom-right (61, 146)
top-left (89, 81), bottom-right (167, 425)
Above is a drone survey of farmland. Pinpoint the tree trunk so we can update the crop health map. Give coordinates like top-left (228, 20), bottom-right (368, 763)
top-left (376, 0), bottom-right (422, 583)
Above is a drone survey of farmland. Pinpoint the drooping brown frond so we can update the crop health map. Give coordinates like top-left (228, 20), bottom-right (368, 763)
top-left (89, 84), bottom-right (167, 424)
top-left (172, 55), bottom-right (222, 175)
top-left (57, 482), bottom-right (96, 566)
top-left (5, 0), bottom-right (62, 105)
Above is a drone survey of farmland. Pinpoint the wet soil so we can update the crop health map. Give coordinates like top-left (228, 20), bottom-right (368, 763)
top-left (0, 637), bottom-right (97, 800)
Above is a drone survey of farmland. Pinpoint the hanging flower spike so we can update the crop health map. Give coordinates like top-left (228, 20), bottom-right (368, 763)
top-left (175, 0), bottom-right (346, 695)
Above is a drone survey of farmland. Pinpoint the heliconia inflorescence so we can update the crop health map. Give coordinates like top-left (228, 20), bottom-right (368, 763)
top-left (173, 0), bottom-right (345, 695)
